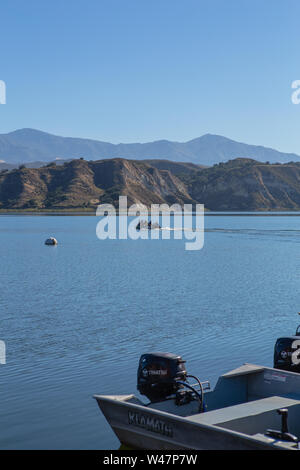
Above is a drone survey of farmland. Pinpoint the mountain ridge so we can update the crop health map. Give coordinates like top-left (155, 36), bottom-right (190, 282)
top-left (0, 128), bottom-right (298, 165)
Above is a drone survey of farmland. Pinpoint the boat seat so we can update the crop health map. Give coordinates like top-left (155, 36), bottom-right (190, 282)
top-left (187, 396), bottom-right (300, 427)
top-left (221, 363), bottom-right (265, 378)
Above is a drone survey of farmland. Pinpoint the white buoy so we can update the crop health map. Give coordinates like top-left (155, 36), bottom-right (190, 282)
top-left (45, 237), bottom-right (58, 246)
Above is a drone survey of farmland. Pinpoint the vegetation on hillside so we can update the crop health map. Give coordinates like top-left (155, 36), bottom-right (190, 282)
top-left (1, 157), bottom-right (300, 211)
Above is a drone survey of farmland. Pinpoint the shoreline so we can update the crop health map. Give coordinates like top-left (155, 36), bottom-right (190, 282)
top-left (2, 209), bottom-right (300, 216)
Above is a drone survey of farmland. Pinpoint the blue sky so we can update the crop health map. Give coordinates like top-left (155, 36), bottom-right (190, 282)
top-left (0, 0), bottom-right (300, 153)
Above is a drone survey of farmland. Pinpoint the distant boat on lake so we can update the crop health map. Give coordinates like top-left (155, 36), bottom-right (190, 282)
top-left (45, 237), bottom-right (58, 246)
top-left (136, 220), bottom-right (161, 231)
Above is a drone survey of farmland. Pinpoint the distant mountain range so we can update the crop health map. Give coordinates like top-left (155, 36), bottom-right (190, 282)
top-left (2, 157), bottom-right (300, 211)
top-left (0, 128), bottom-right (299, 165)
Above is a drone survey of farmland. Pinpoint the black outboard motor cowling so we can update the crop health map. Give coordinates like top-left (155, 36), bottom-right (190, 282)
top-left (137, 352), bottom-right (187, 402)
top-left (274, 337), bottom-right (300, 372)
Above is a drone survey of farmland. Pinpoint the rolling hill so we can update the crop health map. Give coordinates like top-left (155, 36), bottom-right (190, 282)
top-left (2, 157), bottom-right (300, 211)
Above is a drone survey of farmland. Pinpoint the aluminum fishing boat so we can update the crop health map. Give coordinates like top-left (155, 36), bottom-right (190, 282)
top-left (94, 353), bottom-right (300, 450)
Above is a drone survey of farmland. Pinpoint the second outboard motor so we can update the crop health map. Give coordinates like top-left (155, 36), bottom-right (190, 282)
top-left (274, 337), bottom-right (300, 372)
top-left (273, 313), bottom-right (300, 373)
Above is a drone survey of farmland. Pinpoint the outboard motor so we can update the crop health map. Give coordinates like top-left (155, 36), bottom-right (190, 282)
top-left (273, 337), bottom-right (300, 372)
top-left (137, 352), bottom-right (186, 402)
top-left (137, 352), bottom-right (209, 411)
top-left (273, 313), bottom-right (300, 373)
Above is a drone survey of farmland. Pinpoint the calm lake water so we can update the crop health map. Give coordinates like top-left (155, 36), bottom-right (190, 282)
top-left (1, 214), bottom-right (300, 449)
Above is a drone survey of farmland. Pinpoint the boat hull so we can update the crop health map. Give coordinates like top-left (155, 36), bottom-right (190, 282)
top-left (94, 364), bottom-right (300, 450)
top-left (94, 395), bottom-right (285, 450)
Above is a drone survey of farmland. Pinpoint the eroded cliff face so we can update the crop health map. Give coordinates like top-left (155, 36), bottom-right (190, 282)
top-left (0, 158), bottom-right (194, 209)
